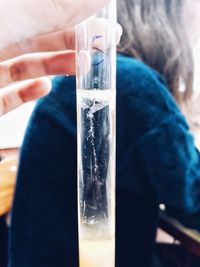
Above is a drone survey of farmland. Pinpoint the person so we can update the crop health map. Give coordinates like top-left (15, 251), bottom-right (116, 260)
top-left (0, 1), bottom-right (121, 266)
top-left (8, 0), bottom-right (200, 266)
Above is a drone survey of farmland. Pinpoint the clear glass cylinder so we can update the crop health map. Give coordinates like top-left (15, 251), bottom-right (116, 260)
top-left (76, 1), bottom-right (116, 266)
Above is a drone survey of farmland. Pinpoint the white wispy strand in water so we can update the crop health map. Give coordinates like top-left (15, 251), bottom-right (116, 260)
top-left (0, 0), bottom-right (109, 49)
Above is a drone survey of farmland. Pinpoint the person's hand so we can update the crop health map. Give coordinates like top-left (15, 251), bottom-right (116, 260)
top-left (0, 22), bottom-right (122, 116)
top-left (0, 28), bottom-right (77, 116)
top-left (0, 0), bottom-right (122, 116)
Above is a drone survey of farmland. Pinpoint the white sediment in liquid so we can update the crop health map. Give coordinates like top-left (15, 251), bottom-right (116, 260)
top-left (77, 88), bottom-right (116, 267)
top-left (79, 238), bottom-right (115, 267)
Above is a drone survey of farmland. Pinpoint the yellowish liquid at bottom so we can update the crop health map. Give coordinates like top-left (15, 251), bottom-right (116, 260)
top-left (79, 238), bottom-right (115, 267)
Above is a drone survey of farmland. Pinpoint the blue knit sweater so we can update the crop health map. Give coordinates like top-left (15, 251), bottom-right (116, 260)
top-left (9, 54), bottom-right (200, 267)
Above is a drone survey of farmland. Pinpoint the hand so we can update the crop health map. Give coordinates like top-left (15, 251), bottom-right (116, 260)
top-left (0, 22), bottom-right (122, 116)
top-left (0, 0), bottom-right (122, 116)
top-left (0, 29), bottom-right (76, 116)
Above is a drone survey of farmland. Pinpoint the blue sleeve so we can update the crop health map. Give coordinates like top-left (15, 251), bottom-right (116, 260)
top-left (10, 76), bottom-right (79, 267)
top-left (0, 216), bottom-right (8, 267)
top-left (136, 115), bottom-right (200, 230)
top-left (116, 55), bottom-right (200, 230)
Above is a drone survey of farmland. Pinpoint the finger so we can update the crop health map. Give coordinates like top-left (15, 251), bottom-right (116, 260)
top-left (116, 23), bottom-right (123, 46)
top-left (0, 28), bottom-right (75, 61)
top-left (0, 51), bottom-right (76, 87)
top-left (0, 78), bottom-right (51, 116)
top-left (0, 22), bottom-right (122, 62)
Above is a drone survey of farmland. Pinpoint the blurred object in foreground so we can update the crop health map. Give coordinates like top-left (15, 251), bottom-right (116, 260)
top-left (0, 156), bottom-right (19, 216)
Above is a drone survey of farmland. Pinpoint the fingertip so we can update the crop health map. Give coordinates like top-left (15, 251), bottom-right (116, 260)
top-left (36, 77), bottom-right (52, 94)
top-left (18, 77), bottom-right (52, 103)
top-left (77, 51), bottom-right (91, 75)
top-left (116, 23), bottom-right (123, 45)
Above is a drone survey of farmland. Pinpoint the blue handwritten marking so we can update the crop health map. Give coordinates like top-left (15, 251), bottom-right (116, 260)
top-left (92, 35), bottom-right (105, 66)
top-left (92, 35), bottom-right (103, 43)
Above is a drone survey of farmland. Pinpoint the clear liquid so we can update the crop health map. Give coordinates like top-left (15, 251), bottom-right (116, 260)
top-left (77, 88), bottom-right (116, 266)
top-left (79, 238), bottom-right (115, 267)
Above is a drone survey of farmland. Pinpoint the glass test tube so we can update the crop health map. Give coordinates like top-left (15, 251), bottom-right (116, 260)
top-left (76, 1), bottom-right (116, 267)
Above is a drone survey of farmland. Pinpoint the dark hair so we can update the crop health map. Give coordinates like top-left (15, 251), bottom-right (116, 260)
top-left (117, 0), bottom-right (194, 102)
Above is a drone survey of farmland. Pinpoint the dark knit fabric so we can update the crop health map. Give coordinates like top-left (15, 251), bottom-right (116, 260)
top-left (9, 54), bottom-right (200, 267)
top-left (0, 216), bottom-right (8, 267)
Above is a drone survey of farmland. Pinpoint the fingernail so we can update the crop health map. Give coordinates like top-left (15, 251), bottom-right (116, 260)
top-left (77, 50), bottom-right (91, 75)
top-left (116, 23), bottom-right (123, 45)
